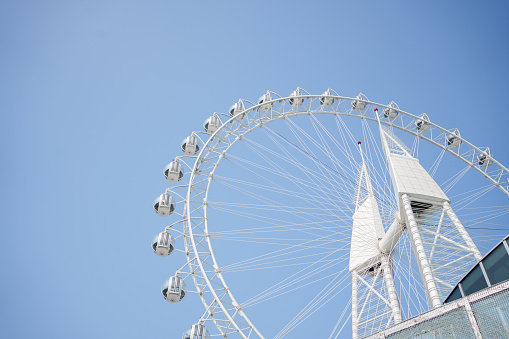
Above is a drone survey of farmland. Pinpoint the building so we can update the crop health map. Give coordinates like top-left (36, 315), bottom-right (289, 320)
top-left (366, 235), bottom-right (509, 338)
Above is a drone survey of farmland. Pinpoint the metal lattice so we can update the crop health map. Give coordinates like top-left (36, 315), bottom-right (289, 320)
top-left (472, 288), bottom-right (509, 338)
top-left (386, 307), bottom-right (475, 339)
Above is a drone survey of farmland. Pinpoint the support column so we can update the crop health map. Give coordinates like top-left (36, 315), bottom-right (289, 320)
top-left (401, 194), bottom-right (442, 309)
top-left (381, 254), bottom-right (402, 324)
top-left (352, 272), bottom-right (359, 339)
top-left (443, 201), bottom-right (483, 261)
top-left (379, 218), bottom-right (405, 254)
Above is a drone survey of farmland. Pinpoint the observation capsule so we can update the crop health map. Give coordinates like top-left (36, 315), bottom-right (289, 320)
top-left (320, 89), bottom-right (335, 107)
top-left (203, 115), bottom-right (220, 134)
top-left (289, 89), bottom-right (304, 107)
top-left (151, 232), bottom-right (175, 257)
top-left (164, 160), bottom-right (184, 182)
top-left (351, 93), bottom-right (368, 112)
top-left (162, 275), bottom-right (186, 302)
top-left (229, 100), bottom-right (245, 120)
top-left (382, 101), bottom-right (399, 120)
top-left (477, 148), bottom-right (494, 167)
top-left (257, 92), bottom-right (273, 112)
top-left (153, 192), bottom-right (175, 216)
top-left (415, 113), bottom-right (430, 133)
top-left (181, 135), bottom-right (200, 155)
top-left (182, 324), bottom-right (210, 339)
top-left (447, 129), bottom-right (462, 148)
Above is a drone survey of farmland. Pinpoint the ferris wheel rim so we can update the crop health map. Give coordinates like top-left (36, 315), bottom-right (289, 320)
top-left (193, 94), bottom-right (509, 195)
top-left (181, 91), bottom-right (509, 337)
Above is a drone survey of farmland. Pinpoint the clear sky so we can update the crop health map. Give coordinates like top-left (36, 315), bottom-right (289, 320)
top-left (2, 1), bottom-right (509, 338)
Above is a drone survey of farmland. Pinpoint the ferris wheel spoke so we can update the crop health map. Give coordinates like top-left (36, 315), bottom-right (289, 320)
top-left (273, 118), bottom-right (359, 207)
top-left (243, 129), bottom-right (356, 213)
top-left (274, 269), bottom-right (353, 339)
top-left (210, 200), bottom-right (342, 220)
top-left (225, 141), bottom-right (353, 216)
top-left (460, 207), bottom-right (509, 227)
top-left (210, 219), bottom-right (347, 236)
top-left (207, 191), bottom-right (347, 237)
top-left (208, 204), bottom-right (349, 241)
top-left (306, 114), bottom-right (359, 178)
top-left (217, 238), bottom-right (348, 273)
top-left (360, 119), bottom-right (392, 205)
top-left (328, 297), bottom-right (353, 339)
top-left (214, 174), bottom-right (345, 209)
top-left (243, 254), bottom-right (350, 309)
top-left (221, 258), bottom-right (342, 273)
top-left (453, 184), bottom-right (496, 210)
top-left (442, 166), bottom-right (476, 194)
top-left (263, 119), bottom-right (357, 193)
top-left (429, 149), bottom-right (446, 178)
top-left (210, 163), bottom-right (354, 235)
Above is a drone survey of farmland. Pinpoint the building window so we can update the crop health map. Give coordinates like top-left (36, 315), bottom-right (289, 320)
top-left (461, 265), bottom-right (488, 295)
top-left (482, 243), bottom-right (509, 285)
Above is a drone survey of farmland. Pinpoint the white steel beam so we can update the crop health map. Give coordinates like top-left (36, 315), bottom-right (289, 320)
top-left (428, 209), bottom-right (445, 265)
top-left (381, 254), bottom-right (402, 324)
top-left (352, 272), bottom-right (359, 339)
top-left (357, 272), bottom-right (390, 308)
top-left (443, 201), bottom-right (483, 261)
top-left (431, 252), bottom-right (473, 273)
top-left (401, 193), bottom-right (442, 309)
top-left (379, 218), bottom-right (405, 254)
top-left (417, 226), bottom-right (472, 252)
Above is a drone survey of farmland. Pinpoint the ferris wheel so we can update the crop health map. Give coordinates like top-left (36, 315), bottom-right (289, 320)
top-left (151, 88), bottom-right (509, 339)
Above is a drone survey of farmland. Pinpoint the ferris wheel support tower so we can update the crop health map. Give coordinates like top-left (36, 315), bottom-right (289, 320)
top-left (349, 143), bottom-right (402, 339)
top-left (350, 123), bottom-right (484, 337)
top-left (379, 125), bottom-right (482, 304)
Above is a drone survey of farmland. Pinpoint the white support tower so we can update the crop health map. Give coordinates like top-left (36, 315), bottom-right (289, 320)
top-left (350, 145), bottom-right (402, 338)
top-left (378, 126), bottom-right (483, 308)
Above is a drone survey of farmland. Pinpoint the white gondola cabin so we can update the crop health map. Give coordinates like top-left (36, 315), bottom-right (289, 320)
top-left (151, 232), bottom-right (175, 256)
top-left (182, 324), bottom-right (210, 339)
top-left (257, 92), bottom-right (273, 112)
top-left (229, 100), bottom-right (245, 120)
top-left (203, 116), bottom-right (220, 134)
top-left (289, 89), bottom-right (304, 107)
top-left (162, 276), bottom-right (186, 303)
top-left (415, 113), bottom-right (431, 132)
top-left (164, 160), bottom-right (184, 182)
top-left (181, 135), bottom-right (200, 155)
top-left (351, 93), bottom-right (368, 112)
top-left (478, 148), bottom-right (494, 167)
top-left (383, 101), bottom-right (399, 120)
top-left (447, 129), bottom-right (462, 148)
top-left (153, 193), bottom-right (175, 216)
top-left (320, 89), bottom-right (334, 107)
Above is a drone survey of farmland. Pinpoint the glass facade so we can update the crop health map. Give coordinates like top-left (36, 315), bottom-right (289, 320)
top-left (461, 265), bottom-right (488, 295)
top-left (483, 244), bottom-right (509, 285)
top-left (447, 286), bottom-right (462, 303)
top-left (444, 236), bottom-right (509, 304)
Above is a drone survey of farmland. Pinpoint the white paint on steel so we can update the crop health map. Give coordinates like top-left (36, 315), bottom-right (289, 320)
top-left (173, 91), bottom-right (509, 337)
top-left (380, 254), bottom-right (402, 324)
top-left (351, 272), bottom-right (359, 339)
top-left (401, 193), bottom-right (442, 309)
top-left (443, 201), bottom-right (483, 261)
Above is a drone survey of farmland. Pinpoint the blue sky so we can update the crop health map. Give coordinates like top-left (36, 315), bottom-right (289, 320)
top-left (2, 1), bottom-right (509, 338)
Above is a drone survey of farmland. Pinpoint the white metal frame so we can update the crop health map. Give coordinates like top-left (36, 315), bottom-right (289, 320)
top-left (159, 90), bottom-right (509, 338)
